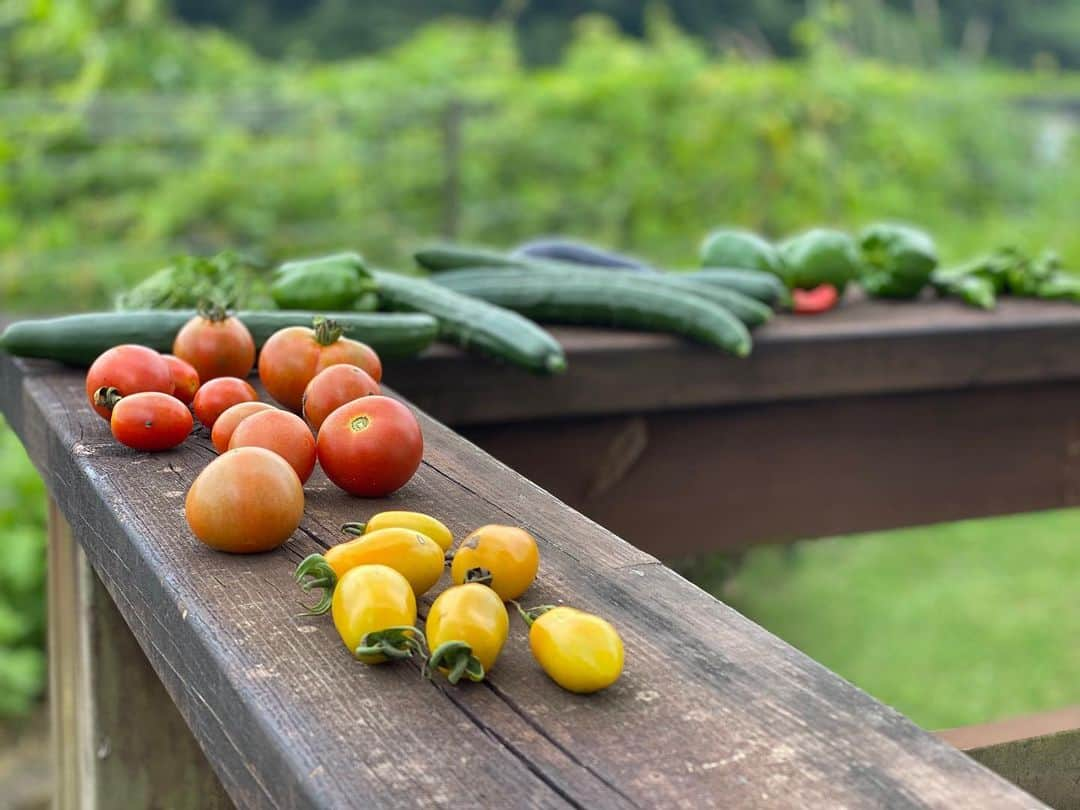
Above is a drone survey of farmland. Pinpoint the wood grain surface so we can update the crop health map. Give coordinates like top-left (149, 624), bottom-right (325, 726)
top-left (0, 352), bottom-right (1043, 809)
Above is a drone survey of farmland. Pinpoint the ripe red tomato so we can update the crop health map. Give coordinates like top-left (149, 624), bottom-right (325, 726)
top-left (302, 364), bottom-right (380, 431)
top-left (172, 310), bottom-right (256, 381)
top-left (109, 392), bottom-right (193, 451)
top-left (86, 344), bottom-right (174, 420)
top-left (211, 401), bottom-right (274, 453)
top-left (257, 321), bottom-right (382, 412)
top-left (191, 377), bottom-right (258, 429)
top-left (186, 447), bottom-right (304, 553)
top-left (316, 395), bottom-right (423, 497)
top-left (162, 354), bottom-right (200, 405)
top-left (792, 284), bottom-right (840, 315)
top-left (228, 409), bottom-right (316, 483)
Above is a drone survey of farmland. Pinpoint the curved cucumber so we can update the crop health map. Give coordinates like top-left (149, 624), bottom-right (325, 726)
top-left (682, 268), bottom-right (788, 307)
top-left (372, 270), bottom-right (566, 374)
top-left (0, 310), bottom-right (439, 366)
top-left (433, 272), bottom-right (751, 357)
top-left (434, 266), bottom-right (772, 329)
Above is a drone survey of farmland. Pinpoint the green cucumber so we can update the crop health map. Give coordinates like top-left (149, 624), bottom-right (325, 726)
top-left (433, 266), bottom-right (773, 328)
top-left (433, 271), bottom-right (751, 357)
top-left (372, 270), bottom-right (566, 374)
top-left (414, 244), bottom-right (523, 272)
top-left (0, 310), bottom-right (438, 366)
top-left (681, 268), bottom-right (788, 307)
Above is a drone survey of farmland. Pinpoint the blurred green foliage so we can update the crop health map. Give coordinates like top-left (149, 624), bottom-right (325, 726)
top-left (0, 0), bottom-right (1078, 717)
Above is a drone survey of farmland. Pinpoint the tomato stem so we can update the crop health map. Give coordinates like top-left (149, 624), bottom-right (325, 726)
top-left (312, 316), bottom-right (344, 346)
top-left (355, 626), bottom-right (426, 662)
top-left (463, 567), bottom-right (493, 587)
top-left (424, 640), bottom-right (484, 684)
top-left (511, 601), bottom-right (555, 627)
top-left (92, 386), bottom-right (123, 412)
top-left (196, 301), bottom-right (229, 323)
top-left (294, 554), bottom-right (337, 615)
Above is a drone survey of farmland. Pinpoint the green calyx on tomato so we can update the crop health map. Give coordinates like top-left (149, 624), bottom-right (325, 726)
top-left (512, 601), bottom-right (554, 626)
top-left (312, 316), bottom-right (345, 346)
top-left (423, 640), bottom-right (485, 685)
top-left (349, 414), bottom-right (370, 432)
top-left (355, 625), bottom-right (427, 661)
top-left (462, 566), bottom-right (494, 587)
top-left (93, 386), bottom-right (124, 411)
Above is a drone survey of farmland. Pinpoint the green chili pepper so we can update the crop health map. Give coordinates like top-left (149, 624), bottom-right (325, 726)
top-left (777, 228), bottom-right (861, 292)
top-left (700, 229), bottom-right (781, 275)
top-left (859, 223), bottom-right (938, 299)
top-left (1034, 272), bottom-right (1080, 302)
top-left (930, 268), bottom-right (997, 309)
top-left (270, 252), bottom-right (374, 310)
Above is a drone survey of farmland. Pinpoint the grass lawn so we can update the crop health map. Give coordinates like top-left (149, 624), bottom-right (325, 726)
top-left (681, 510), bottom-right (1080, 731)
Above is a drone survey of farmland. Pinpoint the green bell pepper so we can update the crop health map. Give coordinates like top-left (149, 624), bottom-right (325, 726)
top-left (270, 252), bottom-right (375, 310)
top-left (859, 223), bottom-right (938, 299)
top-left (777, 228), bottom-right (861, 291)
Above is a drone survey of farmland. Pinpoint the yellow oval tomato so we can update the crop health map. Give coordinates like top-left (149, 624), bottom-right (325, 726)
top-left (450, 525), bottom-right (538, 601)
top-left (330, 565), bottom-right (420, 664)
top-left (524, 606), bottom-right (624, 694)
top-left (343, 511), bottom-right (454, 552)
top-left (296, 528), bottom-right (444, 613)
top-left (424, 584), bottom-right (509, 684)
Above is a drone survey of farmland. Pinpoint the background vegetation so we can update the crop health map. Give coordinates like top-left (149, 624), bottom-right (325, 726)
top-left (1, 0), bottom-right (1077, 727)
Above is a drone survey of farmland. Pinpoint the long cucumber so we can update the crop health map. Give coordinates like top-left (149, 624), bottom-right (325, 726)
top-left (681, 268), bottom-right (788, 307)
top-left (433, 272), bottom-right (751, 357)
top-left (414, 245), bottom-right (523, 272)
top-left (372, 270), bottom-right (566, 374)
top-left (433, 266), bottom-right (772, 328)
top-left (0, 310), bottom-right (438, 366)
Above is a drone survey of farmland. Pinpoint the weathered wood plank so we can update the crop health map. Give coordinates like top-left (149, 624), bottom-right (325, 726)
top-left (963, 729), bottom-right (1080, 810)
top-left (461, 382), bottom-right (1080, 553)
top-left (938, 707), bottom-right (1080, 750)
top-left (48, 501), bottom-right (235, 810)
top-left (1, 353), bottom-right (1043, 809)
top-left (388, 296), bottom-right (1080, 426)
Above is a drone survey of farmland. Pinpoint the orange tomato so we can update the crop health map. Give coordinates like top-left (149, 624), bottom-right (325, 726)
top-left (191, 377), bottom-right (258, 429)
top-left (257, 320), bottom-right (382, 412)
top-left (210, 401), bottom-right (274, 453)
top-left (162, 354), bottom-right (200, 405)
top-left (185, 447), bottom-right (304, 553)
top-left (302, 364), bottom-right (380, 431)
top-left (172, 310), bottom-right (256, 381)
top-left (228, 409), bottom-right (317, 483)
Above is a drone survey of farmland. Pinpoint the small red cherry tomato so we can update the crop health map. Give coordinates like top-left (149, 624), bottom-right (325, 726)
top-left (172, 309), bottom-right (256, 381)
top-left (316, 396), bottom-right (423, 497)
top-left (109, 392), bottom-right (193, 451)
top-left (792, 284), bottom-right (840, 315)
top-left (162, 354), bottom-right (200, 405)
top-left (192, 377), bottom-right (258, 429)
top-left (85, 345), bottom-right (173, 420)
top-left (302, 364), bottom-right (380, 432)
top-left (210, 401), bottom-right (274, 453)
top-left (228, 409), bottom-right (317, 483)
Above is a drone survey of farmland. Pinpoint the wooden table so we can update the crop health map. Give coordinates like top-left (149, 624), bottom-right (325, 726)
top-left (388, 295), bottom-right (1080, 556)
top-left (0, 351), bottom-right (1044, 809)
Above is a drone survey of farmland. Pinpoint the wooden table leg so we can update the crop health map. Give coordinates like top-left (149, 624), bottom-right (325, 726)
top-left (47, 499), bottom-right (234, 810)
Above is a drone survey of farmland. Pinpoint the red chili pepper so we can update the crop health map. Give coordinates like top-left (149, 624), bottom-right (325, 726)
top-left (792, 284), bottom-right (839, 314)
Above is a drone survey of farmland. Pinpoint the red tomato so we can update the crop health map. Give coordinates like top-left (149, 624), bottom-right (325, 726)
top-left (257, 321), bottom-right (382, 412)
top-left (228, 409), bottom-right (316, 483)
top-left (792, 284), bottom-right (840, 315)
top-left (185, 447), bottom-right (304, 553)
top-left (172, 310), bottom-right (256, 381)
top-left (109, 392), bottom-right (193, 452)
top-left (211, 401), bottom-right (274, 453)
top-left (162, 354), bottom-right (200, 405)
top-left (316, 396), bottom-right (423, 497)
top-left (192, 377), bottom-right (258, 429)
top-left (302, 364), bottom-right (380, 431)
top-left (85, 345), bottom-right (173, 420)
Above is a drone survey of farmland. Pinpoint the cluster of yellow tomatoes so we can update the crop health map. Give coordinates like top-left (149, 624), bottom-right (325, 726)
top-left (296, 511), bottom-right (625, 693)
